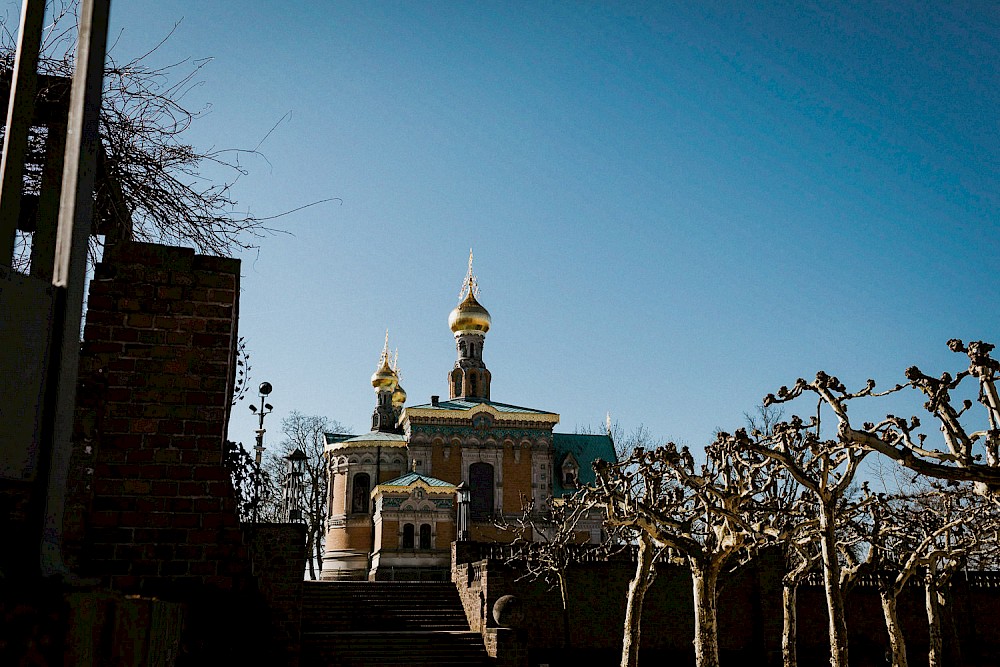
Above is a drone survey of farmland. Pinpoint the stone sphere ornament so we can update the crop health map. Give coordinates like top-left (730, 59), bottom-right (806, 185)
top-left (492, 594), bottom-right (524, 629)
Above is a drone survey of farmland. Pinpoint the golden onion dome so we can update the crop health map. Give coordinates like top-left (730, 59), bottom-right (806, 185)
top-left (370, 357), bottom-right (398, 390)
top-left (448, 290), bottom-right (492, 334)
top-left (392, 383), bottom-right (407, 406)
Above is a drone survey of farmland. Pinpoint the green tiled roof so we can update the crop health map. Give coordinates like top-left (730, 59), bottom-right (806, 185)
top-left (407, 398), bottom-right (554, 414)
top-left (552, 433), bottom-right (617, 497)
top-left (380, 472), bottom-right (454, 488)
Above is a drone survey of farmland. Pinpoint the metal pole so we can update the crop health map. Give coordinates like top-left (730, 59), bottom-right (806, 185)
top-left (0, 0), bottom-right (46, 261)
top-left (40, 0), bottom-right (112, 577)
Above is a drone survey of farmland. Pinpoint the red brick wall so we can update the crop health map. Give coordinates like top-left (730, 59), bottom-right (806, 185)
top-left (247, 523), bottom-right (307, 667)
top-left (68, 242), bottom-right (249, 597)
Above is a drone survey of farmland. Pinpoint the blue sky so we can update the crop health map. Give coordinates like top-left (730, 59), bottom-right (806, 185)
top-left (90, 1), bottom-right (999, 449)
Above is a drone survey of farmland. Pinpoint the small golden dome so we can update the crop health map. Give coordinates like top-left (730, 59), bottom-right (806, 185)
top-left (371, 356), bottom-right (398, 390)
top-left (449, 290), bottom-right (492, 334)
top-left (392, 383), bottom-right (407, 406)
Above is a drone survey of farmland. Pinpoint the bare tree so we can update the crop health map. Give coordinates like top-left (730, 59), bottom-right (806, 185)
top-left (589, 433), bottom-right (782, 667)
top-left (744, 403), bottom-right (824, 667)
top-left (765, 339), bottom-right (1000, 490)
top-left (264, 412), bottom-right (348, 580)
top-left (904, 486), bottom-right (999, 667)
top-left (494, 493), bottom-right (612, 649)
top-left (2, 1), bottom-right (331, 269)
top-left (738, 407), bottom-right (871, 667)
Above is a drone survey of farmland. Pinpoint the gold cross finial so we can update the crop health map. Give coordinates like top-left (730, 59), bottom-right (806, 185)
top-left (460, 248), bottom-right (480, 300)
top-left (380, 329), bottom-right (390, 365)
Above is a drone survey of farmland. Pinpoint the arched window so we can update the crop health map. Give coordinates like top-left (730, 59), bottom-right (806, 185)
top-left (469, 462), bottom-right (494, 520)
top-left (402, 523), bottom-right (415, 549)
top-left (419, 523), bottom-right (432, 549)
top-left (351, 473), bottom-right (370, 514)
top-left (469, 372), bottom-right (478, 395)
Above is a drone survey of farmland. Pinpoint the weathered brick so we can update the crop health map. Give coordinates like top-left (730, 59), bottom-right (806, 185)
top-left (160, 561), bottom-right (189, 576)
top-left (189, 561), bottom-right (216, 576)
top-left (137, 329), bottom-right (166, 345)
top-left (165, 331), bottom-right (193, 345)
top-left (177, 481), bottom-right (206, 496)
top-left (122, 479), bottom-right (152, 495)
top-left (156, 285), bottom-right (183, 300)
top-left (110, 326), bottom-right (139, 342)
top-left (193, 466), bottom-right (226, 482)
top-left (192, 332), bottom-right (230, 348)
top-left (126, 313), bottom-right (154, 328)
top-left (131, 418), bottom-right (157, 434)
top-left (165, 465), bottom-right (193, 481)
top-left (152, 449), bottom-right (181, 464)
top-left (167, 498), bottom-right (193, 512)
top-left (195, 303), bottom-right (232, 319)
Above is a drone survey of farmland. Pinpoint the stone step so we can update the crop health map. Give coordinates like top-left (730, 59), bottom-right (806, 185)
top-left (299, 581), bottom-right (487, 665)
top-left (301, 631), bottom-right (490, 667)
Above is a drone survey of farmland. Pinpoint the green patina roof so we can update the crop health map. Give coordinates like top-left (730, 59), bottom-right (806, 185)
top-left (324, 431), bottom-right (406, 446)
top-left (407, 398), bottom-right (554, 415)
top-left (552, 433), bottom-right (617, 497)
top-left (379, 472), bottom-right (455, 488)
top-left (323, 433), bottom-right (354, 446)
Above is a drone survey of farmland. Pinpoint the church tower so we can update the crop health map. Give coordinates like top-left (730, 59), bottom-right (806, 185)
top-left (371, 332), bottom-right (402, 432)
top-left (448, 251), bottom-right (492, 400)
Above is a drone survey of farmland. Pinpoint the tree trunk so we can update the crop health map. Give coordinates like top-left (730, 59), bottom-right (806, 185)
top-left (880, 589), bottom-right (908, 667)
top-left (621, 533), bottom-right (655, 667)
top-left (926, 581), bottom-right (943, 667)
top-left (558, 570), bottom-right (571, 649)
top-left (315, 530), bottom-right (324, 578)
top-left (782, 583), bottom-right (797, 667)
top-left (819, 504), bottom-right (849, 667)
top-left (306, 529), bottom-right (317, 580)
top-left (691, 562), bottom-right (721, 667)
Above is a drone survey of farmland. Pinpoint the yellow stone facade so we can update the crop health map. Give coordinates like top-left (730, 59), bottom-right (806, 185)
top-left (320, 255), bottom-right (614, 581)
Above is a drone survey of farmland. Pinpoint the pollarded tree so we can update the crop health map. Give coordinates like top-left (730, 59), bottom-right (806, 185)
top-left (903, 485), bottom-right (1000, 667)
top-left (842, 483), bottom-right (993, 667)
top-left (839, 486), bottom-right (917, 667)
top-left (766, 339), bottom-right (1000, 490)
top-left (738, 407), bottom-right (872, 667)
top-left (589, 432), bottom-right (784, 667)
top-left (745, 404), bottom-right (823, 667)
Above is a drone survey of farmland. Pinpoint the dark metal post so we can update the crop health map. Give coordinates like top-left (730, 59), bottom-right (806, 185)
top-left (40, 0), bottom-right (112, 577)
top-left (249, 381), bottom-right (272, 523)
top-left (456, 481), bottom-right (470, 541)
top-left (0, 0), bottom-right (45, 261)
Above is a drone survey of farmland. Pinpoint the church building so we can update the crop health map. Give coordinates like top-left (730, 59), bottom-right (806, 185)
top-left (321, 255), bottom-right (615, 580)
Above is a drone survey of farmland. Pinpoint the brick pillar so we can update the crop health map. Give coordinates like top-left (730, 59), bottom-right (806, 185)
top-left (67, 242), bottom-right (250, 597)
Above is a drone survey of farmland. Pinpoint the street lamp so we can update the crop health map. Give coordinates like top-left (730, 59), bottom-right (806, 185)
top-left (248, 381), bottom-right (273, 523)
top-left (282, 448), bottom-right (307, 523)
top-left (455, 481), bottom-right (470, 541)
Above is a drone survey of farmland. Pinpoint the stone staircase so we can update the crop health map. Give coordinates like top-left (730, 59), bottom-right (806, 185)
top-left (300, 581), bottom-right (491, 666)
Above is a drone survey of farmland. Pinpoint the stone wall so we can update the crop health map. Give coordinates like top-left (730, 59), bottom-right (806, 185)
top-left (454, 547), bottom-right (1000, 666)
